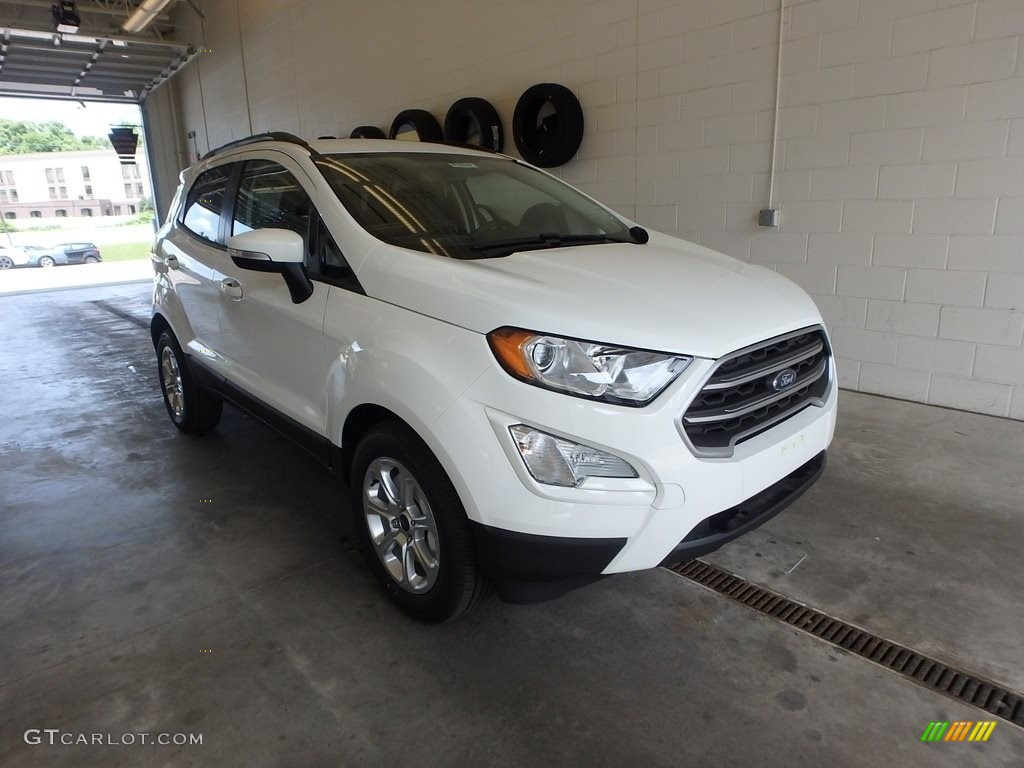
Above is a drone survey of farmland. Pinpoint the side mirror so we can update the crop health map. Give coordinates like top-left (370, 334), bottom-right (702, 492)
top-left (226, 228), bottom-right (313, 304)
top-left (227, 228), bottom-right (304, 268)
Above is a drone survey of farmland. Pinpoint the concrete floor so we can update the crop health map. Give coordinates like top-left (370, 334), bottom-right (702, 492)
top-left (1, 284), bottom-right (1022, 768)
top-left (0, 260), bottom-right (151, 297)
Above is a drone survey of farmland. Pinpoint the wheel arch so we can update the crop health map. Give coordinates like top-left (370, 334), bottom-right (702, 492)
top-left (340, 403), bottom-right (411, 484)
top-left (150, 311), bottom-right (174, 349)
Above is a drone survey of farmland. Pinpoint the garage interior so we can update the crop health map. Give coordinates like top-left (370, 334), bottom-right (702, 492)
top-left (1, 1), bottom-right (1023, 766)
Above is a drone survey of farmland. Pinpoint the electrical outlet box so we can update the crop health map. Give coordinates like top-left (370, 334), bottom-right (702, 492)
top-left (759, 208), bottom-right (780, 227)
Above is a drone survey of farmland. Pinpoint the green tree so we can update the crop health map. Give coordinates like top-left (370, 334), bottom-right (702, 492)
top-left (0, 119), bottom-right (112, 154)
top-left (136, 195), bottom-right (155, 222)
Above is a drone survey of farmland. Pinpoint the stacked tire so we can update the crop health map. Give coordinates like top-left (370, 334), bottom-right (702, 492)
top-left (349, 82), bottom-right (585, 167)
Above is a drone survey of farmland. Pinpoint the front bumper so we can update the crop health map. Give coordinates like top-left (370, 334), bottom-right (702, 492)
top-left (659, 450), bottom-right (826, 563)
top-left (470, 450), bottom-right (827, 602)
top-left (429, 342), bottom-right (837, 574)
top-left (469, 523), bottom-right (626, 603)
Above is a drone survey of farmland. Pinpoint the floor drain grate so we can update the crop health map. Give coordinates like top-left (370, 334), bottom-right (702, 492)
top-left (669, 559), bottom-right (1024, 728)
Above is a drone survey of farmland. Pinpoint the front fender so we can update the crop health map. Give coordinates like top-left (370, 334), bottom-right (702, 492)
top-left (323, 292), bottom-right (493, 505)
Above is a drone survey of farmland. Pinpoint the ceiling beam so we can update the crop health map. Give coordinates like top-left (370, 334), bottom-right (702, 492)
top-left (0, 23), bottom-right (189, 49)
top-left (0, 29), bottom-right (11, 76)
top-left (87, 60), bottom-right (168, 74)
top-left (0, 0), bottom-right (173, 23)
top-left (1, 53), bottom-right (153, 67)
top-left (1, 59), bottom-right (158, 77)
top-left (0, 87), bottom-right (139, 102)
top-left (140, 43), bottom-right (194, 100)
top-left (10, 40), bottom-right (183, 60)
top-left (0, 74), bottom-right (141, 91)
top-left (1, 61), bottom-right (89, 75)
top-left (0, 67), bottom-right (145, 82)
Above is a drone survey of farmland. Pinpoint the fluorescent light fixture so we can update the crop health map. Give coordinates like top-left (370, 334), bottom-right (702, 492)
top-left (122, 0), bottom-right (175, 34)
top-left (52, 1), bottom-right (80, 34)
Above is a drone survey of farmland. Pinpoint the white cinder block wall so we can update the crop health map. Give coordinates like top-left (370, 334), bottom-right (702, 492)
top-left (158, 0), bottom-right (1024, 419)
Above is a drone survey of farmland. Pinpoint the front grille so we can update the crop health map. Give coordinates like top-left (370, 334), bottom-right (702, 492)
top-left (682, 326), bottom-right (831, 457)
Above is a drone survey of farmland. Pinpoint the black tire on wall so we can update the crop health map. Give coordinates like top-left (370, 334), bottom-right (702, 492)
top-left (350, 125), bottom-right (387, 139)
top-left (389, 110), bottom-right (444, 142)
top-left (512, 83), bottom-right (584, 167)
top-left (443, 97), bottom-right (504, 152)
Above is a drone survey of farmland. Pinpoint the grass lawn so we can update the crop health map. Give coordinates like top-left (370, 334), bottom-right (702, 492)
top-left (100, 241), bottom-right (152, 262)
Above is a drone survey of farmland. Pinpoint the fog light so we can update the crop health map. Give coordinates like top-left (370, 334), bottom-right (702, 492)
top-left (509, 425), bottom-right (638, 487)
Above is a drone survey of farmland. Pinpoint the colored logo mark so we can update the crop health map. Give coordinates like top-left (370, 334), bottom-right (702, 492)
top-left (920, 721), bottom-right (996, 742)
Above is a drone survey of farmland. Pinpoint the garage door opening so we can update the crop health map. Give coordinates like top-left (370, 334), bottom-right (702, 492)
top-left (0, 97), bottom-right (156, 294)
top-left (0, 1), bottom-right (196, 295)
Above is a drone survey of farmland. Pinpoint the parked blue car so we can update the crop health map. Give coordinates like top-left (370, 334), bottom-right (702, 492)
top-left (28, 242), bottom-right (103, 267)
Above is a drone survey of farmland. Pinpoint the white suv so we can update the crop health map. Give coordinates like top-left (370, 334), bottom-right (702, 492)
top-left (152, 133), bottom-right (837, 621)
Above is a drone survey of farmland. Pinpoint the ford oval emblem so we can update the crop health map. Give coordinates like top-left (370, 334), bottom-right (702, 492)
top-left (772, 368), bottom-right (798, 391)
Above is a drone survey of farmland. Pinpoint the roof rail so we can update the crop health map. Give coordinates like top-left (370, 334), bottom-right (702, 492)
top-left (200, 132), bottom-right (312, 161)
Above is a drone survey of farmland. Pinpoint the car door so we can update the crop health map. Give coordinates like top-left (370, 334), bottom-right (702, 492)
top-left (159, 162), bottom-right (234, 359)
top-left (213, 155), bottom-right (331, 435)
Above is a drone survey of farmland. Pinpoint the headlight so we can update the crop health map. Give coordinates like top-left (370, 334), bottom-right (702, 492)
top-left (488, 327), bottom-right (691, 405)
top-left (509, 425), bottom-right (638, 487)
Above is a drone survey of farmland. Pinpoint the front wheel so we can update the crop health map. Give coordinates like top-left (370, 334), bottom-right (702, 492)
top-left (84, 256), bottom-right (99, 264)
top-left (156, 330), bottom-right (222, 434)
top-left (351, 421), bottom-right (490, 622)
top-left (0, 255), bottom-right (13, 269)
top-left (38, 256), bottom-right (55, 268)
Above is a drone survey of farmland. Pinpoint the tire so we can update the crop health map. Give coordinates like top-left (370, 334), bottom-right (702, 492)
top-left (389, 109), bottom-right (444, 143)
top-left (38, 255), bottom-right (55, 268)
top-left (156, 330), bottom-right (222, 434)
top-left (350, 125), bottom-right (386, 139)
top-left (512, 83), bottom-right (584, 168)
top-left (84, 255), bottom-right (99, 264)
top-left (0, 255), bottom-right (13, 269)
top-left (351, 421), bottom-right (490, 622)
top-left (444, 97), bottom-right (504, 152)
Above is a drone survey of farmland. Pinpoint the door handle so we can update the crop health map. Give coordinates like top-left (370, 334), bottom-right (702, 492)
top-left (219, 277), bottom-right (243, 300)
top-left (164, 254), bottom-right (179, 270)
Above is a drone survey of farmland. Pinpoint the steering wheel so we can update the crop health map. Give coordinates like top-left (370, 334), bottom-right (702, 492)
top-left (473, 217), bottom-right (517, 236)
top-left (475, 204), bottom-right (499, 222)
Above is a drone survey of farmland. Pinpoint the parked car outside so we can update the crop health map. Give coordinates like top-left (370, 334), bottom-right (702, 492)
top-left (29, 242), bottom-right (103, 267)
top-left (151, 135), bottom-right (838, 622)
top-left (0, 244), bottom-right (29, 269)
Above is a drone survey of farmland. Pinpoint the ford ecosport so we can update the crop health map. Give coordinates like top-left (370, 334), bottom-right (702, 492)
top-left (151, 133), bottom-right (837, 621)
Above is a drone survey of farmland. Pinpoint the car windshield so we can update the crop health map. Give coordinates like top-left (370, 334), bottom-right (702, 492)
top-left (315, 152), bottom-right (633, 259)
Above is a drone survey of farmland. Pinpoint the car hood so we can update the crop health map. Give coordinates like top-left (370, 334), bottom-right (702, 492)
top-left (359, 233), bottom-right (823, 359)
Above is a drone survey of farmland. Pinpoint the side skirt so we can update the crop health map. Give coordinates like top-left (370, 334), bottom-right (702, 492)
top-left (187, 355), bottom-right (338, 472)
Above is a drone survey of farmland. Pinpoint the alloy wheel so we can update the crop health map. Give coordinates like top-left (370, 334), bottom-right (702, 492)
top-left (362, 457), bottom-right (440, 593)
top-left (160, 346), bottom-right (185, 421)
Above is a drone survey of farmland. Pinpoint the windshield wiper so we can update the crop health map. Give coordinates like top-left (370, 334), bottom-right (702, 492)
top-left (470, 233), bottom-right (630, 254)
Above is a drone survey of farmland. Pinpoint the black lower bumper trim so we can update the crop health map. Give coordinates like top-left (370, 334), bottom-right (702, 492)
top-left (661, 450), bottom-right (827, 565)
top-left (470, 523), bottom-right (625, 604)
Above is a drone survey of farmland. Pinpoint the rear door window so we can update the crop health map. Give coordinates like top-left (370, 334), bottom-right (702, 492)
top-left (180, 164), bottom-right (232, 244)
